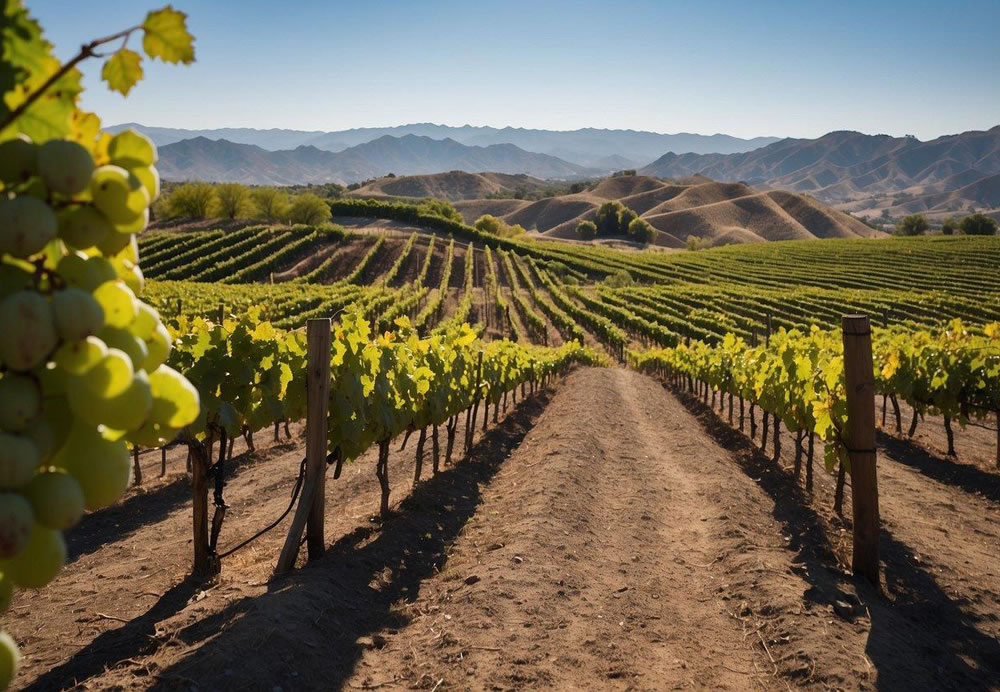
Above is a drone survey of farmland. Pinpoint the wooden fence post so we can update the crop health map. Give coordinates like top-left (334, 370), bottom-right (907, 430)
top-left (842, 314), bottom-right (880, 586)
top-left (276, 318), bottom-right (332, 575)
top-left (217, 303), bottom-right (225, 324)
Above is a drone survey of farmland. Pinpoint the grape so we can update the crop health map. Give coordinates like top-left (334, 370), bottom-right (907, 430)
top-left (52, 288), bottom-right (104, 341)
top-left (79, 348), bottom-right (134, 399)
top-left (0, 376), bottom-right (40, 433)
top-left (22, 471), bottom-right (84, 530)
top-left (0, 631), bottom-right (20, 690)
top-left (129, 301), bottom-right (159, 340)
top-left (38, 140), bottom-right (94, 196)
top-left (110, 258), bottom-right (144, 295)
top-left (0, 493), bottom-right (33, 559)
top-left (89, 165), bottom-right (148, 225)
top-left (57, 253), bottom-right (117, 291)
top-left (53, 336), bottom-right (107, 375)
top-left (142, 323), bottom-right (172, 372)
top-left (95, 369), bottom-right (152, 432)
top-left (56, 205), bottom-right (112, 250)
top-left (2, 525), bottom-right (65, 588)
top-left (0, 291), bottom-right (57, 371)
top-left (0, 263), bottom-right (32, 297)
top-left (107, 129), bottom-right (157, 166)
top-left (22, 416), bottom-right (55, 465)
top-left (110, 208), bottom-right (148, 236)
top-left (0, 434), bottom-right (39, 489)
top-left (114, 159), bottom-right (160, 203)
top-left (148, 365), bottom-right (201, 429)
top-left (0, 134), bottom-right (38, 184)
top-left (54, 423), bottom-right (130, 510)
top-left (35, 397), bottom-right (71, 462)
top-left (127, 419), bottom-right (179, 448)
top-left (96, 228), bottom-right (134, 256)
top-left (99, 326), bottom-right (148, 370)
top-left (93, 280), bottom-right (138, 328)
top-left (0, 196), bottom-right (58, 259)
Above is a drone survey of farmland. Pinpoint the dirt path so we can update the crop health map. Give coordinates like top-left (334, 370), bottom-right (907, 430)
top-left (344, 368), bottom-right (834, 690)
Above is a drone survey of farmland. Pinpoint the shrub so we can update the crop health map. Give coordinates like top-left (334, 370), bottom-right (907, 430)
top-left (214, 183), bottom-right (253, 219)
top-left (288, 193), bottom-right (332, 225)
top-left (959, 213), bottom-right (998, 236)
top-left (627, 217), bottom-right (656, 243)
top-left (894, 214), bottom-right (929, 236)
top-left (595, 201), bottom-right (625, 236)
top-left (474, 214), bottom-right (505, 235)
top-left (166, 182), bottom-right (217, 218)
top-left (253, 187), bottom-right (290, 221)
top-left (577, 219), bottom-right (597, 240)
top-left (940, 217), bottom-right (957, 235)
top-left (418, 198), bottom-right (463, 222)
top-left (604, 269), bottom-right (634, 288)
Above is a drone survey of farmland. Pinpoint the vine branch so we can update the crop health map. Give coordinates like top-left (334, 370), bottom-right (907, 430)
top-left (0, 24), bottom-right (142, 132)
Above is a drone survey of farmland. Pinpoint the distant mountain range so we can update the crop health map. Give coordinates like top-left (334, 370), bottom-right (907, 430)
top-left (110, 122), bottom-right (780, 169)
top-left (156, 135), bottom-right (592, 185)
top-left (640, 127), bottom-right (1000, 218)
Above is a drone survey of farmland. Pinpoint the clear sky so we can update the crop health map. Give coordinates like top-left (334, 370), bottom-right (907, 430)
top-left (27, 0), bottom-right (1000, 140)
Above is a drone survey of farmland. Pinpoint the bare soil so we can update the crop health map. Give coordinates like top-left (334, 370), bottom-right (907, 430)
top-left (8, 369), bottom-right (1000, 690)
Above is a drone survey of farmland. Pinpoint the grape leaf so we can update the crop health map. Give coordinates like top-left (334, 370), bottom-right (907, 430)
top-left (101, 49), bottom-right (143, 96)
top-left (142, 6), bottom-right (195, 64)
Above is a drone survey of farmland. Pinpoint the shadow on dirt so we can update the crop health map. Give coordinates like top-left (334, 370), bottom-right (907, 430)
top-left (36, 387), bottom-right (552, 690)
top-left (671, 385), bottom-right (1000, 690)
top-left (876, 431), bottom-right (1000, 504)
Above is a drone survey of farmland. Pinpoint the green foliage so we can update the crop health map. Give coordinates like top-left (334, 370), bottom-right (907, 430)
top-left (577, 219), bottom-right (597, 240)
top-left (288, 193), bottom-right (331, 225)
top-left (628, 217), bottom-right (656, 243)
top-left (417, 198), bottom-right (462, 222)
top-left (214, 183), bottom-right (253, 220)
top-left (595, 201), bottom-right (626, 236)
top-left (166, 181), bottom-right (217, 218)
top-left (959, 213), bottom-right (998, 236)
top-left (603, 269), bottom-right (634, 288)
top-left (252, 187), bottom-right (290, 221)
top-left (940, 217), bottom-right (958, 235)
top-left (474, 214), bottom-right (504, 235)
top-left (686, 235), bottom-right (707, 251)
top-left (894, 214), bottom-right (929, 236)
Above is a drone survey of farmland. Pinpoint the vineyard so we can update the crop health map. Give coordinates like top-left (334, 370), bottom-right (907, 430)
top-left (4, 4), bottom-right (1000, 690)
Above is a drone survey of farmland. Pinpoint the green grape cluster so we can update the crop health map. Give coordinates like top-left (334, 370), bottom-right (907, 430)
top-left (0, 129), bottom-right (199, 685)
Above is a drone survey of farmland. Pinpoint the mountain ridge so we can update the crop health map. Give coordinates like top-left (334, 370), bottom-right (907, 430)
top-left (110, 122), bottom-right (780, 168)
top-left (156, 134), bottom-right (593, 185)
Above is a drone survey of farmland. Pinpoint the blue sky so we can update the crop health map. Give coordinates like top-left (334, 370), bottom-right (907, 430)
top-left (27, 0), bottom-right (1000, 140)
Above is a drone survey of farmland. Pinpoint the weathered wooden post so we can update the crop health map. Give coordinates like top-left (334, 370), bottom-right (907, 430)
top-left (842, 314), bottom-right (880, 586)
top-left (276, 318), bottom-right (332, 575)
top-left (217, 303), bottom-right (225, 324)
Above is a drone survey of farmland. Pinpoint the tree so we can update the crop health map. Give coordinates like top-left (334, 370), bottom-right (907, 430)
top-left (894, 214), bottom-right (929, 236)
top-left (253, 187), bottom-right (290, 221)
top-left (166, 182), bottom-right (217, 218)
top-left (618, 207), bottom-right (638, 234)
top-left (214, 183), bottom-right (252, 219)
top-left (577, 219), bottom-right (597, 240)
top-left (627, 217), bottom-right (656, 243)
top-left (940, 217), bottom-right (958, 235)
top-left (595, 201), bottom-right (625, 236)
top-left (959, 213), bottom-right (998, 236)
top-left (418, 198), bottom-right (463, 222)
top-left (288, 193), bottom-right (331, 225)
top-left (603, 269), bottom-right (634, 288)
top-left (474, 215), bottom-right (504, 235)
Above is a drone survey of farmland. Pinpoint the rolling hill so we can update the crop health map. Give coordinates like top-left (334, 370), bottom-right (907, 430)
top-left (442, 175), bottom-right (882, 248)
top-left (112, 122), bottom-right (779, 168)
top-left (157, 135), bottom-right (592, 185)
top-left (640, 127), bottom-right (1000, 218)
